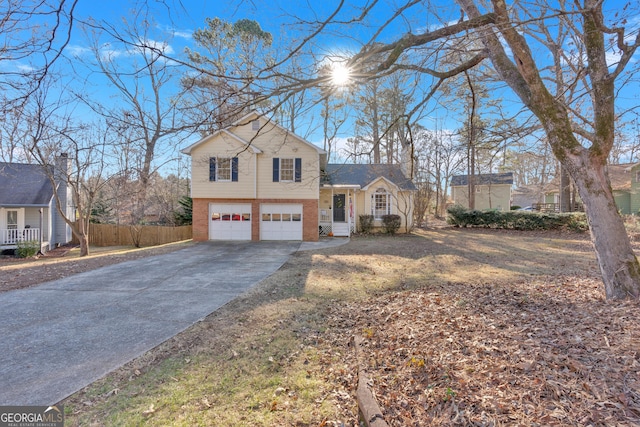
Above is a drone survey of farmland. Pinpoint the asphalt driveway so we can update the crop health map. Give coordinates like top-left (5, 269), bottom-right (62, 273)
top-left (0, 241), bottom-right (302, 405)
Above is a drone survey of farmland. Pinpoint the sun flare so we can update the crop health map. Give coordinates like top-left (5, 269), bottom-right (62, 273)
top-left (330, 63), bottom-right (351, 87)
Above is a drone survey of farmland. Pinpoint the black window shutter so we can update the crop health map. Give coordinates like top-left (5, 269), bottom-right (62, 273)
top-left (232, 157), bottom-right (239, 182)
top-left (294, 158), bottom-right (302, 182)
top-left (209, 157), bottom-right (216, 181)
top-left (273, 158), bottom-right (280, 182)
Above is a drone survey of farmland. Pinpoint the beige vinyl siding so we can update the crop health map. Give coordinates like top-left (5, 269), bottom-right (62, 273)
top-left (364, 179), bottom-right (413, 228)
top-left (189, 133), bottom-right (257, 199)
top-left (257, 140), bottom-right (320, 200)
top-left (452, 184), bottom-right (511, 211)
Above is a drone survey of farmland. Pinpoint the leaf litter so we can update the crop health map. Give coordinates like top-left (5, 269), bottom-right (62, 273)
top-left (318, 230), bottom-right (640, 426)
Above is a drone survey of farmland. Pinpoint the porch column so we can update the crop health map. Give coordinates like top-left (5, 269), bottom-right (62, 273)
top-left (331, 187), bottom-right (334, 230)
top-left (347, 190), bottom-right (352, 237)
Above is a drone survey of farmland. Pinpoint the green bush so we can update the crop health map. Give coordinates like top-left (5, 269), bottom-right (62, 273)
top-left (446, 205), bottom-right (588, 232)
top-left (16, 240), bottom-right (39, 258)
top-left (359, 215), bottom-right (374, 234)
top-left (382, 214), bottom-right (402, 235)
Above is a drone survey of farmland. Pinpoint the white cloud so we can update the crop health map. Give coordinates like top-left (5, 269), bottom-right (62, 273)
top-left (157, 23), bottom-right (192, 40)
top-left (172, 30), bottom-right (192, 40)
top-left (16, 63), bottom-right (35, 72)
top-left (66, 44), bottom-right (91, 57)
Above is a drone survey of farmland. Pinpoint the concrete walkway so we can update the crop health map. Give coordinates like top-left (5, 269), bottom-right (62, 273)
top-left (0, 241), bottom-right (308, 405)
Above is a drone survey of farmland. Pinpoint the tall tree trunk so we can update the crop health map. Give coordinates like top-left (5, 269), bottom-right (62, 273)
top-left (372, 90), bottom-right (381, 163)
top-left (570, 156), bottom-right (640, 298)
top-left (560, 164), bottom-right (571, 212)
top-left (78, 234), bottom-right (90, 257)
top-left (456, 0), bottom-right (640, 299)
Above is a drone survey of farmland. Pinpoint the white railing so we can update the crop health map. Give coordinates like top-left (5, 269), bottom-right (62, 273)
top-left (319, 209), bottom-right (331, 223)
top-left (1, 228), bottom-right (40, 245)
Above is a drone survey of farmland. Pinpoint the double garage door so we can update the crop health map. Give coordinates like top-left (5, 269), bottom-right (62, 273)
top-left (209, 203), bottom-right (302, 241)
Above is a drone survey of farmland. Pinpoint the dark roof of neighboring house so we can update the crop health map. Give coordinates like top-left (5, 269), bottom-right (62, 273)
top-left (0, 162), bottom-right (55, 206)
top-left (450, 172), bottom-right (514, 186)
top-left (321, 163), bottom-right (416, 190)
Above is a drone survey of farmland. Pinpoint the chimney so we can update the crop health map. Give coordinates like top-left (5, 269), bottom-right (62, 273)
top-left (400, 143), bottom-right (414, 180)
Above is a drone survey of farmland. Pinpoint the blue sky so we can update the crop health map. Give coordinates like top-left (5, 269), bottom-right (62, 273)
top-left (4, 0), bottom-right (640, 169)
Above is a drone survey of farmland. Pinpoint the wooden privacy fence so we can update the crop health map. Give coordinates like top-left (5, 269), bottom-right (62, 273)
top-left (72, 224), bottom-right (192, 247)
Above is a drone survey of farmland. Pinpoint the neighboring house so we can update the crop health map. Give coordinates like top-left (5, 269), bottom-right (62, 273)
top-left (450, 172), bottom-right (514, 211)
top-left (0, 155), bottom-right (74, 253)
top-left (511, 184), bottom-right (546, 209)
top-left (544, 162), bottom-right (640, 214)
top-left (180, 112), bottom-right (416, 242)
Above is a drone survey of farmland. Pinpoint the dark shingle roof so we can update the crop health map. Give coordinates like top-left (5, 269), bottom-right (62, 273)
top-left (450, 172), bottom-right (514, 186)
top-left (0, 162), bottom-right (55, 206)
top-left (322, 163), bottom-right (416, 190)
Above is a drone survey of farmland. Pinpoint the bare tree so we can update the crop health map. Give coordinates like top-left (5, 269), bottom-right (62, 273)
top-left (20, 77), bottom-right (116, 257)
top-left (81, 18), bottom-right (191, 226)
top-left (0, 0), bottom-right (78, 112)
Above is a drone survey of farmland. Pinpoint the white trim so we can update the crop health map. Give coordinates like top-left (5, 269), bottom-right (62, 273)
top-left (362, 176), bottom-right (401, 191)
top-left (371, 188), bottom-right (391, 220)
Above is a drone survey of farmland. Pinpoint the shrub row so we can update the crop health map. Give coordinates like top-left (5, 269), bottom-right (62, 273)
top-left (358, 214), bottom-right (402, 234)
top-left (446, 205), bottom-right (588, 232)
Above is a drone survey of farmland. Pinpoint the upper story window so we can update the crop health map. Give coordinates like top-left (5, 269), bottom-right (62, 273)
top-left (280, 158), bottom-right (294, 181)
top-left (209, 157), bottom-right (238, 182)
top-left (372, 188), bottom-right (391, 220)
top-left (252, 119), bottom-right (260, 131)
top-left (635, 171), bottom-right (640, 183)
top-left (272, 157), bottom-right (302, 183)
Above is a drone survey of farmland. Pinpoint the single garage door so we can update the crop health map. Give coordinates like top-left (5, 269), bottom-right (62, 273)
top-left (209, 203), bottom-right (252, 240)
top-left (260, 204), bottom-right (303, 240)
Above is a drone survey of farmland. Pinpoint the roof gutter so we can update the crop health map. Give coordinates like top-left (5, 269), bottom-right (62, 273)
top-left (320, 184), bottom-right (361, 189)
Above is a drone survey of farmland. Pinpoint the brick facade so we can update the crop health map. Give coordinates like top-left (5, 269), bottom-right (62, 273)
top-left (192, 198), bottom-right (319, 242)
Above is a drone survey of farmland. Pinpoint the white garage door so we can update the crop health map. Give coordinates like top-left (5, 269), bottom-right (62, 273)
top-left (260, 204), bottom-right (303, 241)
top-left (209, 203), bottom-right (252, 240)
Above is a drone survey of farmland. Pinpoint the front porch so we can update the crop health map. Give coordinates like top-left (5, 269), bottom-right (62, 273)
top-left (0, 228), bottom-right (47, 251)
top-left (319, 188), bottom-right (358, 237)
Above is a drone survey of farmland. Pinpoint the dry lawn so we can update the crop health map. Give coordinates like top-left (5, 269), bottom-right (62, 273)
top-left (3, 228), bottom-right (639, 426)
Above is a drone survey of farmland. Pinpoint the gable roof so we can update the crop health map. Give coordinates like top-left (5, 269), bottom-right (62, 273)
top-left (180, 129), bottom-right (264, 155)
top-left (181, 111), bottom-right (326, 156)
top-left (321, 163), bottom-right (416, 190)
top-left (231, 111), bottom-right (326, 155)
top-left (451, 172), bottom-right (514, 186)
top-left (0, 162), bottom-right (55, 206)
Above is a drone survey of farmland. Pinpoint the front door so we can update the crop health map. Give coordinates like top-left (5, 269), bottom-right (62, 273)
top-left (333, 194), bottom-right (346, 222)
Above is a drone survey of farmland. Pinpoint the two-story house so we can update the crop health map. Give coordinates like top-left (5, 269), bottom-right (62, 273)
top-left (181, 112), bottom-right (416, 242)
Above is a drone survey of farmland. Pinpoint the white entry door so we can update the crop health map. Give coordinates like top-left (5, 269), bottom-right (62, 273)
top-left (209, 203), bottom-right (252, 240)
top-left (260, 204), bottom-right (303, 240)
